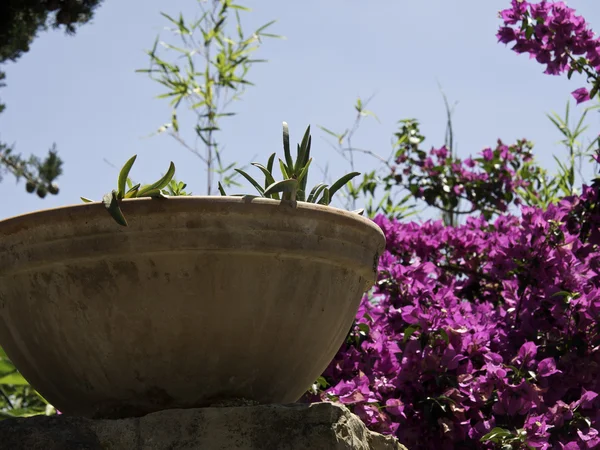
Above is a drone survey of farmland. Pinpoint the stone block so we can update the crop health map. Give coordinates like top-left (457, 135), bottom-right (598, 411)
top-left (0, 402), bottom-right (407, 449)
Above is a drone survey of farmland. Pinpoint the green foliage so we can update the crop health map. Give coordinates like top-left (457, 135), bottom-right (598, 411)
top-left (480, 427), bottom-right (533, 450)
top-left (0, 346), bottom-right (55, 420)
top-left (219, 122), bottom-right (362, 210)
top-left (0, 0), bottom-right (104, 195)
top-left (0, 143), bottom-right (63, 198)
top-left (518, 101), bottom-right (600, 208)
top-left (0, 0), bottom-right (104, 63)
top-left (319, 97), bottom-right (418, 220)
top-left (81, 155), bottom-right (179, 226)
top-left (138, 0), bottom-right (282, 194)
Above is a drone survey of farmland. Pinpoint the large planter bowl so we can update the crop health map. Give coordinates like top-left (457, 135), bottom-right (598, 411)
top-left (0, 197), bottom-right (385, 419)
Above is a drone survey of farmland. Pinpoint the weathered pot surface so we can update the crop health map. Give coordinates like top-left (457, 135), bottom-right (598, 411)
top-left (0, 196), bottom-right (385, 418)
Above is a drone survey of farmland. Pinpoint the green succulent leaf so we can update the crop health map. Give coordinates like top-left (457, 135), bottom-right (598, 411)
top-left (218, 181), bottom-right (227, 196)
top-left (278, 158), bottom-right (290, 179)
top-left (139, 189), bottom-right (168, 198)
top-left (297, 158), bottom-right (313, 184)
top-left (124, 183), bottom-right (141, 198)
top-left (317, 187), bottom-right (331, 205)
top-left (295, 125), bottom-right (311, 173)
top-left (80, 197), bottom-right (93, 203)
top-left (307, 183), bottom-right (328, 203)
top-left (264, 178), bottom-right (299, 197)
top-left (117, 155), bottom-right (137, 199)
top-left (137, 162), bottom-right (176, 197)
top-left (329, 172), bottom-right (361, 199)
top-left (282, 122), bottom-right (294, 170)
top-left (266, 152), bottom-right (276, 179)
top-left (103, 190), bottom-right (128, 227)
top-left (251, 163), bottom-right (279, 200)
top-left (234, 168), bottom-right (265, 196)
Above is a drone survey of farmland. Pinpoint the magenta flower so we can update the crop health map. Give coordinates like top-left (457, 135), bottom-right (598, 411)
top-left (572, 87), bottom-right (591, 104)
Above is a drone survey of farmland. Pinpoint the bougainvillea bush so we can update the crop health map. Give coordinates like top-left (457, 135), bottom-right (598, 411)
top-left (305, 184), bottom-right (600, 449)
top-left (303, 2), bottom-right (600, 449)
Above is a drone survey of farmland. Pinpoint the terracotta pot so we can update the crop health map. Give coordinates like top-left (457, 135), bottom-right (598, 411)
top-left (0, 197), bottom-right (385, 418)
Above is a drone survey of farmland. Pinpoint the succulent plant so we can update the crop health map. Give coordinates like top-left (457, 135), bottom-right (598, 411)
top-left (85, 122), bottom-right (363, 227)
top-left (219, 122), bottom-right (363, 213)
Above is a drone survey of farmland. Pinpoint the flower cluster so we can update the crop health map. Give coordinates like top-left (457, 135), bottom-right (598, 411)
top-left (305, 184), bottom-right (600, 449)
top-left (497, 0), bottom-right (600, 103)
top-left (391, 120), bottom-right (547, 219)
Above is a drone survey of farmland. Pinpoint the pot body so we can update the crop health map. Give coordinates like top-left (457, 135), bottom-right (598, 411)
top-left (0, 197), bottom-right (385, 418)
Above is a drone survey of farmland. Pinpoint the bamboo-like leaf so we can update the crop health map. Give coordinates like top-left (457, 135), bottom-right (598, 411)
top-left (264, 178), bottom-right (298, 197)
top-left (103, 190), bottom-right (128, 227)
top-left (80, 197), bottom-right (93, 203)
top-left (234, 168), bottom-right (265, 196)
top-left (307, 183), bottom-right (328, 203)
top-left (218, 182), bottom-right (227, 196)
top-left (137, 162), bottom-right (176, 197)
top-left (282, 122), bottom-right (294, 170)
top-left (172, 111), bottom-right (179, 132)
top-left (117, 155), bottom-right (137, 199)
top-left (329, 172), bottom-right (361, 199)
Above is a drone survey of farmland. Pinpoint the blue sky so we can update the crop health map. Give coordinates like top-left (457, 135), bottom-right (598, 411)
top-left (1, 0), bottom-right (600, 220)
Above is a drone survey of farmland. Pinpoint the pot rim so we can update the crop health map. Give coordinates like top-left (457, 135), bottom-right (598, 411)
top-left (0, 196), bottom-right (385, 239)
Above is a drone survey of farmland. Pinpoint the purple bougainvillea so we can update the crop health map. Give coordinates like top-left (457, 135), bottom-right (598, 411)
top-left (497, 0), bottom-right (600, 103)
top-left (306, 183), bottom-right (600, 449)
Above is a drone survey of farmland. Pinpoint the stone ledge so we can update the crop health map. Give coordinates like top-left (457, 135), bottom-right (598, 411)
top-left (0, 402), bottom-right (407, 449)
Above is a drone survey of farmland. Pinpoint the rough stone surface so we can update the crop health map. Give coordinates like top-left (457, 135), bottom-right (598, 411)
top-left (0, 403), bottom-right (407, 449)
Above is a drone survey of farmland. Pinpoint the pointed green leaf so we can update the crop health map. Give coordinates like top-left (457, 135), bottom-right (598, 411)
top-left (282, 122), bottom-right (294, 170)
top-left (103, 190), bottom-right (128, 227)
top-left (278, 158), bottom-right (289, 179)
top-left (352, 208), bottom-right (365, 215)
top-left (117, 155), bottom-right (137, 199)
top-left (295, 125), bottom-right (311, 173)
top-left (307, 183), bottom-right (328, 203)
top-left (234, 168), bottom-right (265, 196)
top-left (264, 178), bottom-right (298, 197)
top-left (317, 188), bottom-right (331, 205)
top-left (218, 182), bottom-right (227, 196)
top-left (124, 183), bottom-right (141, 199)
top-left (139, 189), bottom-right (167, 198)
top-left (329, 172), bottom-right (361, 199)
top-left (251, 163), bottom-right (279, 200)
top-left (81, 197), bottom-right (94, 203)
top-left (297, 158), bottom-right (312, 184)
top-left (266, 152), bottom-right (276, 176)
top-left (137, 162), bottom-right (176, 197)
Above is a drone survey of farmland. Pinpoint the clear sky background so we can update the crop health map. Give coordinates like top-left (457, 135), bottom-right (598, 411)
top-left (1, 0), bottom-right (600, 221)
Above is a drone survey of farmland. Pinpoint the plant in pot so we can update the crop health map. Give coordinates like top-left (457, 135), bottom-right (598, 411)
top-left (0, 123), bottom-right (385, 419)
